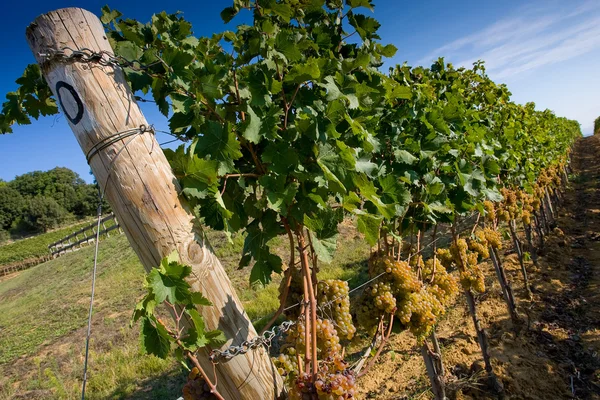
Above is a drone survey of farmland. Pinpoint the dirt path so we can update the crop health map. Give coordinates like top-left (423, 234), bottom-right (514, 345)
top-left (536, 134), bottom-right (600, 399)
top-left (357, 135), bottom-right (600, 400)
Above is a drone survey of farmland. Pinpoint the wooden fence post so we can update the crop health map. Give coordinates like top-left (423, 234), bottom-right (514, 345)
top-left (26, 8), bottom-right (283, 399)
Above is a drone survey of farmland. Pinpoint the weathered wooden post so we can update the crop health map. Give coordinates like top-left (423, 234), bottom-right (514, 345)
top-left (26, 8), bottom-right (283, 400)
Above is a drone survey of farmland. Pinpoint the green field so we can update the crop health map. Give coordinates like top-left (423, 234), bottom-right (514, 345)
top-left (0, 227), bottom-right (370, 399)
top-left (0, 219), bottom-right (100, 266)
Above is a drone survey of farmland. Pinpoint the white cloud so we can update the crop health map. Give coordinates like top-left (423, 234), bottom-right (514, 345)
top-left (418, 0), bottom-right (600, 79)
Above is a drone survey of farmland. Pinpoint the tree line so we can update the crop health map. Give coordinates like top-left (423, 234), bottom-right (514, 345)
top-left (0, 167), bottom-right (107, 241)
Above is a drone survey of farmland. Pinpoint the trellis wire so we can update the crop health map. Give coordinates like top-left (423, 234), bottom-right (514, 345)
top-left (80, 200), bottom-right (103, 400)
top-left (81, 127), bottom-right (151, 399)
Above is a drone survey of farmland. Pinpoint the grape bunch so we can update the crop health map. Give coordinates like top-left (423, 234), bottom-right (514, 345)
top-left (520, 192), bottom-right (534, 225)
top-left (468, 234), bottom-right (489, 259)
top-left (551, 165), bottom-right (562, 186)
top-left (359, 256), bottom-right (458, 341)
top-left (290, 356), bottom-right (356, 400)
top-left (370, 282), bottom-right (397, 313)
top-left (396, 290), bottom-right (442, 339)
top-left (280, 266), bottom-right (306, 319)
top-left (422, 258), bottom-right (459, 306)
top-left (398, 257), bottom-right (458, 340)
top-left (532, 183), bottom-right (544, 210)
top-left (499, 188), bottom-right (518, 221)
top-left (317, 280), bottom-right (356, 340)
top-left (316, 318), bottom-right (343, 358)
top-left (280, 318), bottom-right (342, 362)
top-left (483, 200), bottom-right (497, 223)
top-left (275, 318), bottom-right (349, 392)
top-left (435, 248), bottom-right (454, 269)
top-left (479, 227), bottom-right (502, 250)
top-left (356, 257), bottom-right (420, 331)
top-left (182, 368), bottom-right (218, 400)
top-left (451, 238), bottom-right (485, 293)
top-left (370, 257), bottom-right (421, 294)
top-left (274, 352), bottom-right (298, 381)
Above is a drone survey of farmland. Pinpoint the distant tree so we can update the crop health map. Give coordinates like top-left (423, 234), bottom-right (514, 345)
top-left (24, 196), bottom-right (68, 232)
top-left (595, 116), bottom-right (600, 135)
top-left (0, 228), bottom-right (9, 243)
top-left (0, 186), bottom-right (24, 230)
top-left (9, 167), bottom-right (101, 216)
top-left (73, 184), bottom-right (110, 216)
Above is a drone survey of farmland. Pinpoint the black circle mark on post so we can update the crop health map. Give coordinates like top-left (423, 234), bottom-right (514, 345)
top-left (55, 81), bottom-right (84, 125)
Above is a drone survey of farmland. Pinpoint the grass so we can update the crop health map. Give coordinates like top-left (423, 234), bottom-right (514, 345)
top-left (0, 223), bottom-right (371, 399)
top-left (0, 218), bottom-right (102, 266)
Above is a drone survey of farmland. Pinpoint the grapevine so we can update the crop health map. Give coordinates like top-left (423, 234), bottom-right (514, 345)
top-left (0, 0), bottom-right (582, 398)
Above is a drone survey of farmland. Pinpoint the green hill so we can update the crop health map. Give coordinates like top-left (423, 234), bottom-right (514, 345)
top-left (0, 219), bottom-right (96, 266)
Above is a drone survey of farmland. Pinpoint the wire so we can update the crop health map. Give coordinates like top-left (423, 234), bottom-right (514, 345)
top-left (159, 138), bottom-right (181, 147)
top-left (81, 127), bottom-right (149, 399)
top-left (81, 201), bottom-right (102, 400)
top-left (85, 125), bottom-right (154, 164)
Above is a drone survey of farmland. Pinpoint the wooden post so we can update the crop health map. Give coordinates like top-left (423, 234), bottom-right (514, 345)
top-left (26, 8), bottom-right (283, 400)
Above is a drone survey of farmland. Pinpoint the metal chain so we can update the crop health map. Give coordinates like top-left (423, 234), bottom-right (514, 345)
top-left (38, 46), bottom-right (162, 71)
top-left (209, 320), bottom-right (296, 363)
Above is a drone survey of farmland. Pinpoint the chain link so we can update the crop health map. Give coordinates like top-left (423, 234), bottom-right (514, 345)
top-left (38, 46), bottom-right (161, 71)
top-left (209, 320), bottom-right (296, 363)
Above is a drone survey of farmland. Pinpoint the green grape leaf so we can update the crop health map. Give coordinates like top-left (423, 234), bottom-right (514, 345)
top-left (357, 213), bottom-right (382, 245)
top-left (141, 317), bottom-right (172, 359)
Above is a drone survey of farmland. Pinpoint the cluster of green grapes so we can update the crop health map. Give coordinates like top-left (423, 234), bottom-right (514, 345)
top-left (468, 231), bottom-right (490, 259)
top-left (356, 257), bottom-right (418, 331)
top-left (482, 227), bottom-right (502, 249)
top-left (538, 165), bottom-right (561, 188)
top-left (274, 352), bottom-right (298, 381)
top-left (291, 357), bottom-right (356, 400)
top-left (283, 319), bottom-right (342, 358)
top-left (483, 200), bottom-right (497, 223)
top-left (357, 256), bottom-right (458, 341)
top-left (451, 238), bottom-right (485, 293)
top-left (280, 266), bottom-right (306, 319)
top-left (396, 290), bottom-right (442, 339)
top-left (317, 280), bottom-right (356, 340)
top-left (531, 185), bottom-right (543, 210)
top-left (316, 318), bottom-right (343, 358)
top-left (182, 368), bottom-right (218, 400)
top-left (518, 192), bottom-right (534, 225)
top-left (486, 188), bottom-right (538, 227)
top-left (436, 248), bottom-right (454, 269)
top-left (422, 257), bottom-right (459, 306)
top-left (499, 188), bottom-right (519, 221)
top-left (370, 282), bottom-right (397, 314)
top-left (273, 318), bottom-right (345, 388)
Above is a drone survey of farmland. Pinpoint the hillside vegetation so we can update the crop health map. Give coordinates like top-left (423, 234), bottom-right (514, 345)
top-left (0, 168), bottom-right (108, 242)
top-left (0, 219), bottom-right (95, 266)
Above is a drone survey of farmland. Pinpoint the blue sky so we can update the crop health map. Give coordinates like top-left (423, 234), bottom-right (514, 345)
top-left (1, 0), bottom-right (598, 183)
